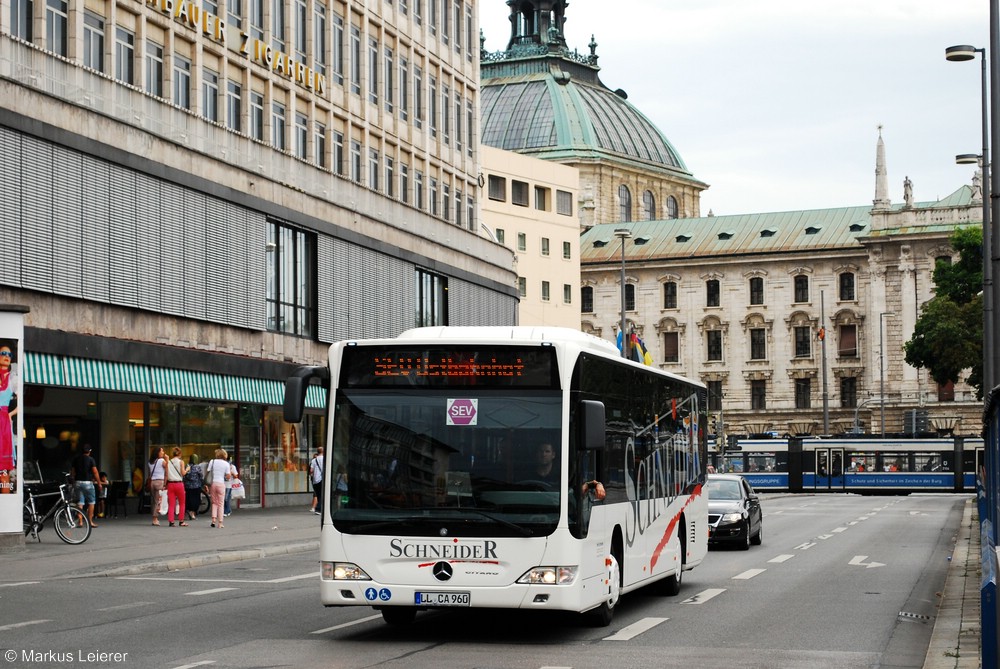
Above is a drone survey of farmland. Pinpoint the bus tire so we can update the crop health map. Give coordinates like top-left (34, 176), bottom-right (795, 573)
top-left (380, 608), bottom-right (416, 625)
top-left (589, 553), bottom-right (621, 627)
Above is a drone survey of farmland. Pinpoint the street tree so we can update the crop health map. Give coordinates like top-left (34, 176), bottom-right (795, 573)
top-left (903, 226), bottom-right (983, 399)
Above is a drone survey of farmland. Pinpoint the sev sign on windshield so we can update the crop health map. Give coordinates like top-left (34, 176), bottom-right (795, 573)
top-left (446, 398), bottom-right (477, 425)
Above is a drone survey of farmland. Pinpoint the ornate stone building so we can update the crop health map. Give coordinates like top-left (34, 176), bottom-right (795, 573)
top-left (580, 133), bottom-right (982, 438)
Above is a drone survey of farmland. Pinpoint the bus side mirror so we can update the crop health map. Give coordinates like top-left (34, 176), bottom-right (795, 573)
top-left (579, 400), bottom-right (606, 450)
top-left (284, 366), bottom-right (329, 423)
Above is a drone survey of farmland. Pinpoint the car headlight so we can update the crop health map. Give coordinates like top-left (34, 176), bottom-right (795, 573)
top-left (323, 561), bottom-right (371, 581)
top-left (721, 512), bottom-right (744, 524)
top-left (517, 566), bottom-right (578, 585)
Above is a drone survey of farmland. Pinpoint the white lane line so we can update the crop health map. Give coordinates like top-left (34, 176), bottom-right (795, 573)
top-left (604, 617), bottom-right (668, 641)
top-left (0, 581), bottom-right (39, 588)
top-left (682, 588), bottom-right (725, 604)
top-left (311, 614), bottom-right (383, 634)
top-left (97, 601), bottom-right (154, 612)
top-left (186, 587), bottom-right (238, 596)
top-left (770, 510), bottom-right (784, 514)
top-left (169, 662), bottom-right (216, 669)
top-left (794, 542), bottom-right (817, 550)
top-left (832, 527), bottom-right (848, 533)
top-left (0, 620), bottom-right (51, 631)
top-left (768, 554), bottom-right (795, 563)
top-left (267, 572), bottom-right (319, 583)
top-left (732, 569), bottom-right (766, 580)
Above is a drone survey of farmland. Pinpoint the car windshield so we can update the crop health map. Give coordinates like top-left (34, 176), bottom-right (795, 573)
top-left (708, 479), bottom-right (742, 500)
top-left (328, 389), bottom-right (564, 537)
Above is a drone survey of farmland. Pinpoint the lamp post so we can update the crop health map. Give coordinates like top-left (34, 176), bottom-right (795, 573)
top-left (614, 228), bottom-right (631, 359)
top-left (946, 45), bottom-right (993, 393)
top-left (879, 312), bottom-right (895, 438)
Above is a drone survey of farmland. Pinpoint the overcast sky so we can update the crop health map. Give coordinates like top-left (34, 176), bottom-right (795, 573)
top-left (479, 1), bottom-right (990, 217)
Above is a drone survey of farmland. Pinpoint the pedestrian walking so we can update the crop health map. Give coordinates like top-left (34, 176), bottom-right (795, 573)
top-left (205, 449), bottom-right (230, 528)
top-left (165, 447), bottom-right (189, 527)
top-left (147, 446), bottom-right (168, 526)
top-left (223, 455), bottom-right (239, 517)
top-left (184, 454), bottom-right (204, 521)
top-left (309, 447), bottom-right (324, 514)
top-left (71, 444), bottom-right (102, 527)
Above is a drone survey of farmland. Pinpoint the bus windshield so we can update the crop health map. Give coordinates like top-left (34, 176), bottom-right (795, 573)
top-left (330, 387), bottom-right (564, 538)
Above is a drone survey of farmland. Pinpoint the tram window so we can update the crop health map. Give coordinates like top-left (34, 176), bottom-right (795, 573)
top-left (848, 453), bottom-right (875, 472)
top-left (721, 454), bottom-right (744, 473)
top-left (916, 453), bottom-right (947, 472)
top-left (880, 452), bottom-right (908, 472)
top-left (744, 452), bottom-right (777, 472)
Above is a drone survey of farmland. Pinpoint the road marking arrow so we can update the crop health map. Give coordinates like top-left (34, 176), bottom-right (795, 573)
top-left (849, 555), bottom-right (885, 569)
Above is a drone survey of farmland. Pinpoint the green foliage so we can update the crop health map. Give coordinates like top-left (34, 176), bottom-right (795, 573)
top-left (903, 226), bottom-right (983, 399)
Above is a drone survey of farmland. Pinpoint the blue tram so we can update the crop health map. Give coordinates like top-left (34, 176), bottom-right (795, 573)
top-left (708, 437), bottom-right (983, 494)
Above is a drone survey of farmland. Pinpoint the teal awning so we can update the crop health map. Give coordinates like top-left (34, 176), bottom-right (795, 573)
top-left (23, 352), bottom-right (327, 410)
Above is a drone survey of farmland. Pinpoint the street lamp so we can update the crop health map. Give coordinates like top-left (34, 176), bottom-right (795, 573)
top-left (880, 312), bottom-right (895, 438)
top-left (946, 45), bottom-right (993, 392)
top-left (614, 228), bottom-right (632, 359)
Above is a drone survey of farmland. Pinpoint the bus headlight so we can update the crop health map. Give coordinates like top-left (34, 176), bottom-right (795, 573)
top-left (517, 566), bottom-right (578, 585)
top-left (323, 561), bottom-right (372, 581)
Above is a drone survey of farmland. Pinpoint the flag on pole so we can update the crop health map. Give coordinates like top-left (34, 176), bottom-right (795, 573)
top-left (630, 332), bottom-right (654, 366)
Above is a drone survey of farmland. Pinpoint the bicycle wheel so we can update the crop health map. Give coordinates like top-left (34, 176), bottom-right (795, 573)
top-left (198, 491), bottom-right (210, 514)
top-left (53, 505), bottom-right (91, 544)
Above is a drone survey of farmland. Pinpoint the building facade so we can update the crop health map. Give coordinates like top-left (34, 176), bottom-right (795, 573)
top-left (1, 0), bottom-right (517, 505)
top-left (581, 135), bottom-right (983, 439)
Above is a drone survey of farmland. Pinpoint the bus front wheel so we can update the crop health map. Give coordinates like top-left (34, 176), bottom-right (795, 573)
top-left (588, 554), bottom-right (621, 627)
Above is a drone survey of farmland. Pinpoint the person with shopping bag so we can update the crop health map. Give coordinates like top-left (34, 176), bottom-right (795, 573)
top-left (204, 449), bottom-right (231, 528)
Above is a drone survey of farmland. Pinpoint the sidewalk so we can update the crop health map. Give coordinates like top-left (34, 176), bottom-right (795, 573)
top-left (0, 497), bottom-right (984, 668)
top-left (0, 503), bottom-right (320, 581)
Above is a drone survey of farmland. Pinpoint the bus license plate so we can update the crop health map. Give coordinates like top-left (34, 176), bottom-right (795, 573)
top-left (415, 591), bottom-right (471, 606)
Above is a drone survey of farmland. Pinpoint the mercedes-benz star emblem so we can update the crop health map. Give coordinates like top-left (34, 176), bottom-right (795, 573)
top-left (432, 561), bottom-right (453, 582)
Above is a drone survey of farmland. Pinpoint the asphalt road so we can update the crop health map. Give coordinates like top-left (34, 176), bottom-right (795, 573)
top-left (0, 493), bottom-right (963, 669)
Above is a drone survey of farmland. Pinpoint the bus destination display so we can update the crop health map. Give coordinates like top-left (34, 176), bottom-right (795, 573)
top-left (341, 347), bottom-right (559, 388)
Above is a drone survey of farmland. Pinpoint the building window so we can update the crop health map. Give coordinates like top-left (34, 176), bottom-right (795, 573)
top-left (430, 178), bottom-right (439, 216)
top-left (838, 324), bottom-right (858, 357)
top-left (581, 286), bottom-right (594, 313)
top-left (416, 269), bottom-right (448, 327)
top-left (938, 380), bottom-right (955, 402)
top-left (314, 122), bottom-right (326, 168)
top-left (642, 190), bottom-right (656, 221)
top-left (839, 272), bottom-right (856, 301)
top-left (751, 380), bottom-right (767, 410)
top-left (295, 112), bottom-right (308, 160)
top-left (663, 281), bottom-right (677, 309)
top-left (794, 326), bottom-right (811, 357)
top-left (541, 281), bottom-right (550, 302)
top-left (414, 65), bottom-right (423, 128)
top-left (271, 102), bottom-right (286, 151)
top-left (707, 380), bottom-right (722, 412)
top-left (563, 284), bottom-right (572, 304)
top-left (706, 279), bottom-right (720, 307)
top-left (557, 190), bottom-right (573, 216)
top-left (250, 92), bottom-right (264, 141)
top-left (115, 27), bottom-right (134, 85)
top-left (625, 284), bottom-right (635, 311)
top-left (442, 184), bottom-right (450, 221)
top-left (517, 276), bottom-right (526, 297)
top-left (173, 56), bottom-right (191, 110)
top-left (618, 184), bottom-right (632, 222)
top-left (663, 332), bottom-right (679, 363)
top-left (516, 232), bottom-right (526, 252)
top-left (666, 195), bottom-right (679, 219)
top-left (226, 80), bottom-right (242, 133)
top-left (840, 377), bottom-right (857, 408)
top-left (442, 84), bottom-right (450, 144)
top-left (399, 57), bottom-right (409, 120)
top-left (266, 221), bottom-right (316, 337)
top-left (248, 0), bottom-right (264, 39)
top-left (749, 277), bottom-right (764, 305)
top-left (203, 68), bottom-right (219, 122)
top-left (145, 41), bottom-right (164, 97)
top-left (349, 24), bottom-right (361, 95)
top-left (45, 0), bottom-right (67, 56)
top-left (313, 2), bottom-right (326, 75)
top-left (794, 378), bottom-right (811, 409)
top-left (562, 241), bottom-right (571, 260)
top-left (488, 175), bottom-right (506, 201)
top-left (495, 228), bottom-right (505, 245)
top-left (429, 76), bottom-right (437, 136)
top-left (293, 0), bottom-right (307, 62)
top-left (333, 131), bottom-right (344, 175)
top-left (511, 180), bottom-right (529, 207)
top-left (541, 238), bottom-right (550, 256)
top-left (794, 275), bottom-right (809, 303)
top-left (350, 140), bottom-right (361, 182)
top-left (83, 11), bottom-right (105, 73)
top-left (11, 0), bottom-right (32, 41)
top-left (369, 149), bottom-right (380, 190)
top-left (368, 37), bottom-right (379, 105)
top-left (535, 186), bottom-right (549, 211)
top-left (706, 330), bottom-right (723, 362)
top-left (331, 12), bottom-right (344, 84)
top-left (385, 157), bottom-right (394, 198)
top-left (399, 163), bottom-right (409, 202)
top-left (750, 328), bottom-right (766, 360)
top-left (415, 171), bottom-right (424, 209)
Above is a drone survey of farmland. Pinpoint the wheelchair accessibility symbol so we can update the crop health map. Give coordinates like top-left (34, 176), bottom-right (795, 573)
top-left (364, 587), bottom-right (392, 601)
top-left (379, 588), bottom-right (392, 601)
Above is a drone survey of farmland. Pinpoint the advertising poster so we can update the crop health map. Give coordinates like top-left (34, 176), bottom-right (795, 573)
top-left (0, 309), bottom-right (24, 534)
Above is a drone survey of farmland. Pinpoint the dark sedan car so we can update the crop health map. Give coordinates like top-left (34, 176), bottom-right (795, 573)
top-left (706, 473), bottom-right (763, 550)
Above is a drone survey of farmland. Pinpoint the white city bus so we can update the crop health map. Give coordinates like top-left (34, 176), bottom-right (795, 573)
top-left (283, 326), bottom-right (708, 626)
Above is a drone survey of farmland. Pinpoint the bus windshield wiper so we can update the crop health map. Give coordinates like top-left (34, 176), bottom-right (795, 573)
top-left (456, 509), bottom-right (535, 537)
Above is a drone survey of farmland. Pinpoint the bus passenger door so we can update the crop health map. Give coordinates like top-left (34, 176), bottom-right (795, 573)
top-left (814, 448), bottom-right (845, 491)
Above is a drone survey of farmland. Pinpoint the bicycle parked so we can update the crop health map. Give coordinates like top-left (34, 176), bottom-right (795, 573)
top-left (23, 482), bottom-right (92, 544)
